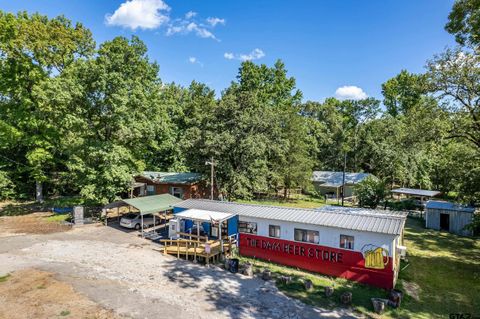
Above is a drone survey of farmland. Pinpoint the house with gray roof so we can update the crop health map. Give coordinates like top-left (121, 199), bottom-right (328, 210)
top-left (312, 171), bottom-right (373, 199)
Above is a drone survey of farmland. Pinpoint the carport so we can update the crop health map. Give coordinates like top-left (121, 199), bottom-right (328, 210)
top-left (391, 188), bottom-right (441, 204)
top-left (107, 194), bottom-right (183, 237)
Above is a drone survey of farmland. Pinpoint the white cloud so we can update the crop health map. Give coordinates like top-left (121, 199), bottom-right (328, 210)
top-left (224, 48), bottom-right (265, 61)
top-left (206, 17), bottom-right (225, 27)
top-left (224, 52), bottom-right (234, 60)
top-left (167, 21), bottom-right (217, 40)
top-left (185, 11), bottom-right (197, 19)
top-left (188, 56), bottom-right (203, 67)
top-left (105, 0), bottom-right (170, 30)
top-left (335, 86), bottom-right (368, 100)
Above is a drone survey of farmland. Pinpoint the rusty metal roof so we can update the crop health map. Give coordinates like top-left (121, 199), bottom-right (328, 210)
top-left (174, 199), bottom-right (407, 235)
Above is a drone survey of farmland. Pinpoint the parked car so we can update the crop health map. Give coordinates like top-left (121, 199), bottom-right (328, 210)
top-left (120, 213), bottom-right (159, 230)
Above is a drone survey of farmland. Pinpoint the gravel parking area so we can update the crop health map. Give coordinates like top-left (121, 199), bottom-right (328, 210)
top-left (0, 222), bottom-right (358, 319)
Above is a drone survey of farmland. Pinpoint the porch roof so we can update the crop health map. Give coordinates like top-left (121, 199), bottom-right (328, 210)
top-left (175, 208), bottom-right (236, 223)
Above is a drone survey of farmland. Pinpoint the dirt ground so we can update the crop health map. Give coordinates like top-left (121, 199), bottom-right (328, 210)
top-left (0, 216), bottom-right (358, 319)
top-left (0, 269), bottom-right (120, 319)
top-left (0, 213), bottom-right (71, 236)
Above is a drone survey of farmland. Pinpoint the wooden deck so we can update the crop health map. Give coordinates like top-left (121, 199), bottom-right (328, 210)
top-left (160, 233), bottom-right (236, 263)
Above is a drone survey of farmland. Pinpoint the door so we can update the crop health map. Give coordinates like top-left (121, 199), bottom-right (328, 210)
top-left (440, 213), bottom-right (450, 231)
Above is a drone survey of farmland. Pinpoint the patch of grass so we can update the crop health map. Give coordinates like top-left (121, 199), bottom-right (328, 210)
top-left (387, 218), bottom-right (480, 319)
top-left (236, 197), bottom-right (327, 209)
top-left (45, 214), bottom-right (71, 223)
top-left (0, 274), bottom-right (10, 282)
top-left (238, 256), bottom-right (384, 316)
top-left (0, 196), bottom-right (101, 217)
top-left (36, 284), bottom-right (46, 289)
top-left (59, 310), bottom-right (70, 316)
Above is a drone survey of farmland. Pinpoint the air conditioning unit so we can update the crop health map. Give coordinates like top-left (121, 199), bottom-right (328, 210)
top-left (397, 245), bottom-right (407, 257)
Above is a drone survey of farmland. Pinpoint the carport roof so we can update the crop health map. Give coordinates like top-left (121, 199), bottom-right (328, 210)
top-left (122, 194), bottom-right (183, 215)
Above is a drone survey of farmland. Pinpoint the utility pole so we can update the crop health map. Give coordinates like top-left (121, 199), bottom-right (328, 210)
top-left (205, 157), bottom-right (216, 200)
top-left (342, 152), bottom-right (347, 206)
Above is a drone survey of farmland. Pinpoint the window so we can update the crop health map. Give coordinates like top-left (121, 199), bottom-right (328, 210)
top-left (340, 235), bottom-right (354, 250)
top-left (239, 221), bottom-right (257, 234)
top-left (170, 187), bottom-right (184, 199)
top-left (269, 225), bottom-right (281, 238)
top-left (294, 228), bottom-right (319, 244)
top-left (146, 185), bottom-right (155, 195)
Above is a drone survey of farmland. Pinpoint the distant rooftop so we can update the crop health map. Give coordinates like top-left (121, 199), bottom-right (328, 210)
top-left (174, 199), bottom-right (407, 236)
top-left (391, 188), bottom-right (441, 198)
top-left (312, 171), bottom-right (372, 187)
top-left (426, 201), bottom-right (475, 213)
top-left (140, 171), bottom-right (204, 184)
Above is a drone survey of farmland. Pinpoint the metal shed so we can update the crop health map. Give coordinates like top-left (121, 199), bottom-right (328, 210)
top-left (425, 201), bottom-right (476, 236)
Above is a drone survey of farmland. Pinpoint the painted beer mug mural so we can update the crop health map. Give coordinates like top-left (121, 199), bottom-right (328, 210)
top-left (361, 244), bottom-right (389, 269)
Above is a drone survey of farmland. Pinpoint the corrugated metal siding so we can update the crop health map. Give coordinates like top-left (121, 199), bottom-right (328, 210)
top-left (426, 208), bottom-right (474, 236)
top-left (174, 199), bottom-right (407, 235)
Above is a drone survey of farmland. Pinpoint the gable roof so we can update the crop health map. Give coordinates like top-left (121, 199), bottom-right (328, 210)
top-left (426, 200), bottom-right (475, 213)
top-left (174, 199), bottom-right (407, 236)
top-left (312, 171), bottom-right (372, 187)
top-left (140, 171), bottom-right (204, 185)
top-left (122, 194), bottom-right (183, 215)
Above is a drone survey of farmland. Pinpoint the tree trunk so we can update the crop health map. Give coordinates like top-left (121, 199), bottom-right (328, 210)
top-left (35, 181), bottom-right (44, 203)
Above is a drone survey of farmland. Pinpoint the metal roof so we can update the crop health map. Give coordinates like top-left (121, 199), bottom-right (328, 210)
top-left (140, 171), bottom-right (204, 185)
top-left (122, 194), bottom-right (183, 215)
top-left (175, 209), bottom-right (235, 223)
top-left (391, 188), bottom-right (441, 197)
top-left (426, 201), bottom-right (475, 213)
top-left (312, 171), bottom-right (372, 187)
top-left (174, 199), bottom-right (407, 235)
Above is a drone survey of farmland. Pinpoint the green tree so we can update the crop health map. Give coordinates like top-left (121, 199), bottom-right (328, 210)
top-left (40, 36), bottom-right (165, 204)
top-left (354, 176), bottom-right (386, 209)
top-left (204, 60), bottom-right (310, 199)
top-left (0, 171), bottom-right (15, 200)
top-left (445, 0), bottom-right (480, 48)
top-left (427, 48), bottom-right (480, 150)
top-left (381, 70), bottom-right (428, 117)
top-left (0, 11), bottom-right (94, 200)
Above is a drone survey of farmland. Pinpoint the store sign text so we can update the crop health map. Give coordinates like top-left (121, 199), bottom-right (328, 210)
top-left (245, 237), bottom-right (343, 263)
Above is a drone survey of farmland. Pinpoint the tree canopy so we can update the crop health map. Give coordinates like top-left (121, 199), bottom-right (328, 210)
top-left (0, 6), bottom-right (479, 205)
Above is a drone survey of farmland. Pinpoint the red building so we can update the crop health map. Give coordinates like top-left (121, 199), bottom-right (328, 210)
top-left (134, 171), bottom-right (208, 199)
top-left (173, 200), bottom-right (408, 290)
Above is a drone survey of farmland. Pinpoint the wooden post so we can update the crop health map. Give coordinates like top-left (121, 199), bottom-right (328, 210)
top-left (186, 241), bottom-right (189, 260)
top-left (177, 240), bottom-right (180, 259)
top-left (219, 222), bottom-right (224, 253)
top-left (194, 242), bottom-right (197, 262)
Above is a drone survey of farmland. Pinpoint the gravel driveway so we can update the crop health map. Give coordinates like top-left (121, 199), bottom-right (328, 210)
top-left (0, 224), bottom-right (359, 319)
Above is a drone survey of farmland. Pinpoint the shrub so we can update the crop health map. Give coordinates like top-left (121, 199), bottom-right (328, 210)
top-left (355, 176), bottom-right (386, 209)
top-left (0, 171), bottom-right (15, 200)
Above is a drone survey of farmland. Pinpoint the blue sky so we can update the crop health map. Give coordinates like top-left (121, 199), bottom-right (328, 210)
top-left (0, 0), bottom-right (456, 101)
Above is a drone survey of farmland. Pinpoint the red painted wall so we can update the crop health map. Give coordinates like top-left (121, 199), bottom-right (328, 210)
top-left (239, 233), bottom-right (395, 289)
